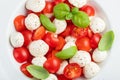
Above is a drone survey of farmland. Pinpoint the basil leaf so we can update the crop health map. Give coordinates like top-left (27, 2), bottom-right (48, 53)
top-left (98, 31), bottom-right (114, 51)
top-left (65, 12), bottom-right (73, 20)
top-left (53, 3), bottom-right (70, 20)
top-left (56, 46), bottom-right (77, 59)
top-left (40, 14), bottom-right (56, 32)
top-left (71, 7), bottom-right (79, 14)
top-left (72, 11), bottom-right (90, 28)
top-left (27, 65), bottom-right (49, 79)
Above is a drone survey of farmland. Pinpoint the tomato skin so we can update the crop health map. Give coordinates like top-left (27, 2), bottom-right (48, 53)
top-left (13, 47), bottom-right (30, 63)
top-left (32, 26), bottom-right (46, 40)
top-left (80, 5), bottom-right (95, 16)
top-left (53, 0), bottom-right (66, 5)
top-left (57, 74), bottom-right (72, 80)
top-left (44, 32), bottom-right (59, 48)
top-left (43, 1), bottom-right (54, 13)
top-left (21, 30), bottom-right (32, 47)
top-left (20, 63), bottom-right (33, 78)
top-left (64, 63), bottom-right (82, 79)
top-left (87, 27), bottom-right (93, 38)
top-left (90, 33), bottom-right (101, 49)
top-left (44, 58), bottom-right (60, 73)
top-left (76, 37), bottom-right (91, 51)
top-left (14, 15), bottom-right (26, 32)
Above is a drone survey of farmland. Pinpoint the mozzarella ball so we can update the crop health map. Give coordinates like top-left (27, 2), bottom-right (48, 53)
top-left (25, 13), bottom-right (41, 31)
top-left (10, 32), bottom-right (24, 48)
top-left (90, 17), bottom-right (106, 33)
top-left (92, 48), bottom-right (108, 63)
top-left (69, 50), bottom-right (91, 67)
top-left (68, 0), bottom-right (87, 8)
top-left (32, 56), bottom-right (47, 66)
top-left (83, 62), bottom-right (100, 79)
top-left (45, 74), bottom-right (58, 80)
top-left (26, 0), bottom-right (46, 12)
top-left (53, 18), bottom-right (67, 34)
top-left (63, 41), bottom-right (76, 50)
top-left (56, 61), bottom-right (68, 74)
top-left (29, 40), bottom-right (49, 57)
top-left (65, 36), bottom-right (76, 42)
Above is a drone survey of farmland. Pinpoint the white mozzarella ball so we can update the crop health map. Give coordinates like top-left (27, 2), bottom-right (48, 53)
top-left (44, 74), bottom-right (58, 80)
top-left (56, 61), bottom-right (68, 74)
top-left (69, 50), bottom-right (91, 67)
top-left (63, 41), bottom-right (76, 50)
top-left (25, 13), bottom-right (41, 31)
top-left (29, 40), bottom-right (49, 57)
top-left (65, 36), bottom-right (76, 43)
top-left (53, 18), bottom-right (67, 34)
top-left (10, 32), bottom-right (24, 48)
top-left (90, 17), bottom-right (106, 33)
top-left (32, 57), bottom-right (47, 66)
top-left (92, 48), bottom-right (108, 63)
top-left (83, 62), bottom-right (100, 79)
top-left (26, 0), bottom-right (46, 12)
top-left (68, 0), bottom-right (87, 8)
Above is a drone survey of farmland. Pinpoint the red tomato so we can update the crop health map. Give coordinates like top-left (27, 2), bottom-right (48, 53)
top-left (21, 30), bottom-right (32, 47)
top-left (44, 32), bottom-right (59, 48)
top-left (64, 63), bottom-right (82, 79)
top-left (53, 0), bottom-right (66, 5)
top-left (20, 63), bottom-right (33, 78)
top-left (14, 15), bottom-right (26, 32)
top-left (32, 26), bottom-right (46, 40)
top-left (55, 36), bottom-right (66, 50)
top-left (13, 47), bottom-right (30, 63)
top-left (76, 37), bottom-right (91, 51)
top-left (43, 1), bottom-right (54, 13)
top-left (44, 58), bottom-right (60, 73)
top-left (90, 33), bottom-right (101, 49)
top-left (80, 5), bottom-right (95, 16)
top-left (57, 74), bottom-right (72, 80)
top-left (71, 27), bottom-right (88, 38)
top-left (87, 27), bottom-right (93, 38)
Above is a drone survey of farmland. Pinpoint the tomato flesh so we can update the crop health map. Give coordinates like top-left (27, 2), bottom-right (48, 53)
top-left (43, 1), bottom-right (54, 13)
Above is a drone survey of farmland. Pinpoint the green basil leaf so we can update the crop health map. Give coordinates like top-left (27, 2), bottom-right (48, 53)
top-left (72, 11), bottom-right (90, 28)
top-left (53, 3), bottom-right (70, 20)
top-left (65, 12), bottom-right (73, 20)
top-left (40, 14), bottom-right (56, 32)
top-left (98, 31), bottom-right (114, 51)
top-left (56, 46), bottom-right (77, 59)
top-left (71, 7), bottom-right (79, 14)
top-left (27, 65), bottom-right (49, 79)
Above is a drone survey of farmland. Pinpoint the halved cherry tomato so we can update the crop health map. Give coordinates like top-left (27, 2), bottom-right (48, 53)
top-left (80, 5), bottom-right (95, 16)
top-left (55, 36), bottom-right (66, 50)
top-left (14, 15), bottom-right (26, 32)
top-left (13, 47), bottom-right (30, 63)
top-left (87, 27), bottom-right (93, 38)
top-left (21, 30), bottom-right (32, 47)
top-left (44, 32), bottom-right (59, 48)
top-left (32, 26), bottom-right (46, 40)
top-left (75, 37), bottom-right (91, 51)
top-left (57, 74), bottom-right (72, 80)
top-left (44, 57), bottom-right (61, 73)
top-left (90, 33), bottom-right (101, 49)
top-left (43, 1), bottom-right (54, 13)
top-left (20, 63), bottom-right (33, 78)
top-left (64, 63), bottom-right (82, 79)
top-left (53, 0), bottom-right (66, 5)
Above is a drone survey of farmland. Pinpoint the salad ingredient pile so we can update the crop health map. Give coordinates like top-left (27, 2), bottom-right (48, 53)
top-left (10, 0), bottom-right (115, 80)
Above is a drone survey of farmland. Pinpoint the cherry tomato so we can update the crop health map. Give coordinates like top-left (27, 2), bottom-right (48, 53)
top-left (90, 33), bottom-right (101, 49)
top-left (44, 57), bottom-right (60, 73)
top-left (55, 36), bottom-right (66, 50)
top-left (57, 74), bottom-right (72, 80)
top-left (64, 63), bottom-right (82, 79)
top-left (20, 63), bottom-right (33, 78)
top-left (43, 1), bottom-right (54, 13)
top-left (21, 30), bottom-right (32, 47)
top-left (71, 27), bottom-right (88, 38)
top-left (80, 5), bottom-right (95, 16)
top-left (14, 15), bottom-right (26, 32)
top-left (87, 27), bottom-right (93, 38)
top-left (53, 0), bottom-right (66, 5)
top-left (13, 47), bottom-right (30, 63)
top-left (75, 37), bottom-right (91, 51)
top-left (32, 26), bottom-right (46, 40)
top-left (44, 32), bottom-right (59, 48)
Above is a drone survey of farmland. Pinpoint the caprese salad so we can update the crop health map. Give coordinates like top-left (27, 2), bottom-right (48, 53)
top-left (9, 0), bottom-right (114, 80)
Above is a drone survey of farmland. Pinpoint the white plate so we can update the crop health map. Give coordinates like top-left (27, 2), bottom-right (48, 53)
top-left (0, 0), bottom-right (120, 80)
